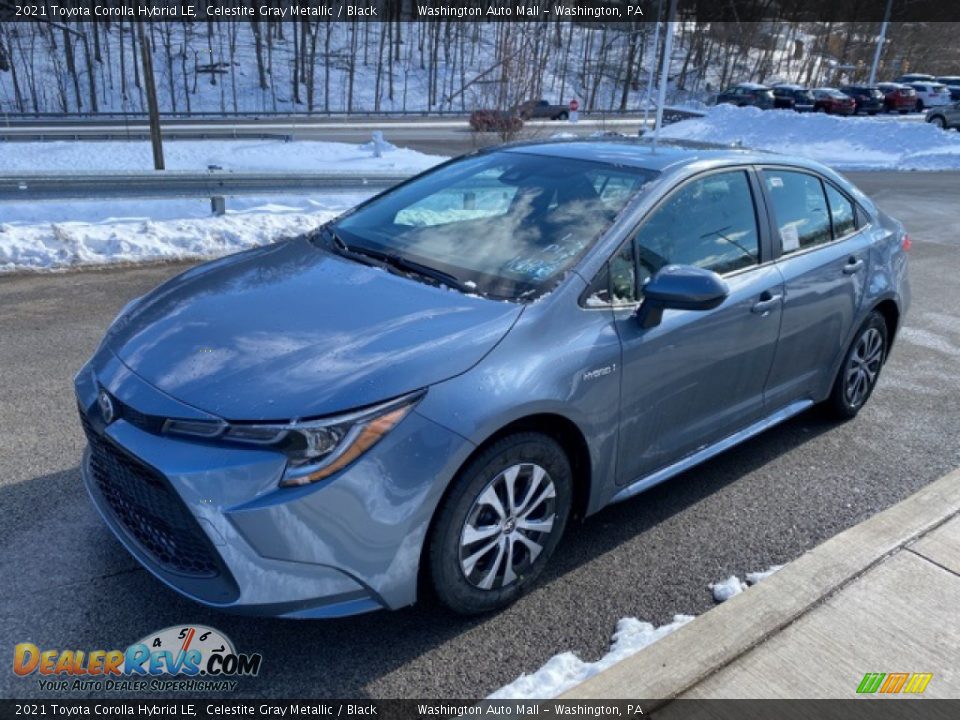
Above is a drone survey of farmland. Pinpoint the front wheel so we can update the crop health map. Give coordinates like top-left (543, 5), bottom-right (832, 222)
top-left (826, 312), bottom-right (888, 420)
top-left (930, 115), bottom-right (946, 129)
top-left (428, 433), bottom-right (572, 615)
top-left (555, 111), bottom-right (569, 121)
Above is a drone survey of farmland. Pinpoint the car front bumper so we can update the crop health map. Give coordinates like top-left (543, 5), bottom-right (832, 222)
top-left (75, 350), bottom-right (472, 618)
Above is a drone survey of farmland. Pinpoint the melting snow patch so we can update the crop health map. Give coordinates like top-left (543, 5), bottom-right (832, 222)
top-left (711, 564), bottom-right (784, 604)
top-left (489, 615), bottom-right (694, 700)
top-left (709, 575), bottom-right (747, 603)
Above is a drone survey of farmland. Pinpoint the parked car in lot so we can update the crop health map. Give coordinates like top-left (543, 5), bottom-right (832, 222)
top-left (76, 140), bottom-right (910, 617)
top-left (469, 109), bottom-right (523, 133)
top-left (877, 82), bottom-right (917, 114)
top-left (897, 73), bottom-right (935, 84)
top-left (926, 101), bottom-right (960, 130)
top-left (514, 99), bottom-right (570, 121)
top-left (772, 84), bottom-right (816, 112)
top-left (812, 88), bottom-right (857, 115)
top-left (906, 82), bottom-right (952, 111)
top-left (715, 83), bottom-right (775, 109)
top-left (840, 85), bottom-right (885, 115)
top-left (935, 76), bottom-right (960, 101)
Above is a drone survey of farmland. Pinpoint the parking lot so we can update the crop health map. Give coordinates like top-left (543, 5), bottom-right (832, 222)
top-left (1, 171), bottom-right (959, 699)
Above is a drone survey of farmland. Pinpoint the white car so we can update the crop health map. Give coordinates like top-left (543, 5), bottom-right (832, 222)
top-left (907, 82), bottom-right (952, 110)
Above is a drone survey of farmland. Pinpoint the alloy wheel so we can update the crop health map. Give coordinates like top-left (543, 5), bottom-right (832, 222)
top-left (458, 463), bottom-right (557, 590)
top-left (844, 327), bottom-right (884, 408)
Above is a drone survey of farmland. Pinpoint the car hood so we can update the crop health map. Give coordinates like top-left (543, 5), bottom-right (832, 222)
top-left (107, 237), bottom-right (522, 420)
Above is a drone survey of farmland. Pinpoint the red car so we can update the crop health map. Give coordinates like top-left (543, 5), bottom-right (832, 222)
top-left (812, 88), bottom-right (856, 115)
top-left (877, 82), bottom-right (918, 114)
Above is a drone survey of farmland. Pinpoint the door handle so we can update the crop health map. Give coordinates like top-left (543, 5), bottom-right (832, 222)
top-left (751, 291), bottom-right (783, 315)
top-left (843, 257), bottom-right (865, 275)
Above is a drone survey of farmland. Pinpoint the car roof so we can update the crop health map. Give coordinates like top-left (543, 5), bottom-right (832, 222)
top-left (492, 138), bottom-right (827, 175)
top-left (736, 82), bottom-right (770, 90)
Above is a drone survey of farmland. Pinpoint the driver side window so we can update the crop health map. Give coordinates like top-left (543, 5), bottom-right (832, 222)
top-left (630, 170), bottom-right (760, 288)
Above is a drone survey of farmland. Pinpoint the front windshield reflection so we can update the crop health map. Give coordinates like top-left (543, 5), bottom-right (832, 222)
top-left (335, 151), bottom-right (658, 299)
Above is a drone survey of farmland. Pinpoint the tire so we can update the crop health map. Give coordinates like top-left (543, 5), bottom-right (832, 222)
top-left (930, 115), bottom-right (946, 129)
top-left (428, 432), bottom-right (572, 615)
top-left (556, 111), bottom-right (569, 121)
top-left (826, 311), bottom-right (888, 420)
top-left (916, 100), bottom-right (924, 112)
top-left (899, 109), bottom-right (909, 115)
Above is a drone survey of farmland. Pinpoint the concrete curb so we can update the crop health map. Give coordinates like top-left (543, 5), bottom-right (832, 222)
top-left (560, 467), bottom-right (960, 702)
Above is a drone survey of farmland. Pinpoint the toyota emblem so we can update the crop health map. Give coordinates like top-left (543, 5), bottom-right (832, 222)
top-left (98, 390), bottom-right (115, 424)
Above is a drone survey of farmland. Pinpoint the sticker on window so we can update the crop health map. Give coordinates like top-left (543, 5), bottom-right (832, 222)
top-left (768, 176), bottom-right (784, 189)
top-left (781, 224), bottom-right (801, 252)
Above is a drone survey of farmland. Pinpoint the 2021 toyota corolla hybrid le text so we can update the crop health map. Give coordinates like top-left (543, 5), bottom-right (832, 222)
top-left (76, 142), bottom-right (910, 618)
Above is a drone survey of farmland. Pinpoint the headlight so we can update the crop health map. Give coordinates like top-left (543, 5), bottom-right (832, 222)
top-left (163, 390), bottom-right (424, 487)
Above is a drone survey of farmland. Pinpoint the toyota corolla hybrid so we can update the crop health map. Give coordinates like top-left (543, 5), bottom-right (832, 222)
top-left (76, 141), bottom-right (910, 618)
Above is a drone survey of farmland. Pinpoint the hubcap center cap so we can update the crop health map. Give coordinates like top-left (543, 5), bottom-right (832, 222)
top-left (502, 517), bottom-right (517, 534)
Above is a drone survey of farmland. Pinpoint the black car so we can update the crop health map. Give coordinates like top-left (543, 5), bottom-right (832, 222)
top-left (715, 83), bottom-right (775, 109)
top-left (772, 85), bottom-right (816, 112)
top-left (936, 77), bottom-right (960, 102)
top-left (840, 85), bottom-right (885, 115)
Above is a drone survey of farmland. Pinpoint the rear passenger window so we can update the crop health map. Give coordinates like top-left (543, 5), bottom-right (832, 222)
top-left (824, 183), bottom-right (857, 238)
top-left (763, 170), bottom-right (831, 255)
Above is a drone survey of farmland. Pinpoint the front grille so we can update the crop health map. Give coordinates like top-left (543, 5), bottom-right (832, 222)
top-left (80, 412), bottom-right (222, 578)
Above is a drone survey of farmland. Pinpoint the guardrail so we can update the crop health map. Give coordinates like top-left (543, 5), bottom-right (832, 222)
top-left (0, 172), bottom-right (409, 214)
top-left (0, 108), bottom-right (664, 122)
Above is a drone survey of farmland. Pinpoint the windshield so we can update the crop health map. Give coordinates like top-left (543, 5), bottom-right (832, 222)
top-left (333, 150), bottom-right (658, 300)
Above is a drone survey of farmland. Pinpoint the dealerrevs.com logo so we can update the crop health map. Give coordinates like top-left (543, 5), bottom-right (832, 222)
top-left (13, 625), bottom-right (262, 693)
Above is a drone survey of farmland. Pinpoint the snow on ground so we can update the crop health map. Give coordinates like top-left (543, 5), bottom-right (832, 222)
top-left (659, 105), bottom-right (960, 171)
top-left (710, 564), bottom-right (784, 603)
top-left (0, 138), bottom-right (446, 272)
top-left (488, 615), bottom-right (695, 700)
top-left (0, 199), bottom-right (360, 273)
top-left (0, 137), bottom-right (445, 174)
top-left (492, 564), bottom-right (785, 699)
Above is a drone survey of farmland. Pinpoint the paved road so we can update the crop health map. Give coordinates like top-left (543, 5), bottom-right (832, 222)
top-left (0, 110), bottom-right (924, 156)
top-left (1, 172), bottom-right (959, 700)
top-left (0, 115), bottom-right (652, 156)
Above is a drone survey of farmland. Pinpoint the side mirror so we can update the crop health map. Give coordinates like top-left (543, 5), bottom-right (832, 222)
top-left (636, 265), bottom-right (730, 329)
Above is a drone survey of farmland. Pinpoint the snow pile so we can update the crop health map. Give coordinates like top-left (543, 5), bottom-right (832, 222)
top-left (710, 564), bottom-right (784, 603)
top-left (0, 138), bottom-right (445, 174)
top-left (0, 204), bottom-right (351, 272)
top-left (0, 138), bottom-right (446, 272)
top-left (489, 615), bottom-right (694, 700)
top-left (659, 105), bottom-right (960, 171)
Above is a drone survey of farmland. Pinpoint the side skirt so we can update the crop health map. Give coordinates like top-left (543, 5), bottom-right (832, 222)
top-left (610, 399), bottom-right (814, 505)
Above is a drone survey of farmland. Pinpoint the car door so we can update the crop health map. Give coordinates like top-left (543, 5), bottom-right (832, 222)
top-left (949, 102), bottom-right (960, 127)
top-left (757, 167), bottom-right (872, 410)
top-left (611, 168), bottom-right (784, 485)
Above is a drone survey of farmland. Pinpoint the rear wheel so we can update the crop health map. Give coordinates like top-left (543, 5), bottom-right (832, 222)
top-left (556, 111), bottom-right (569, 121)
top-left (930, 115), bottom-right (946, 129)
top-left (428, 433), bottom-right (572, 615)
top-left (826, 312), bottom-right (888, 420)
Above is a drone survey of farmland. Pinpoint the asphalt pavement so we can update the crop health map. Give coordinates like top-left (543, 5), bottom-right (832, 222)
top-left (1, 171), bottom-right (959, 700)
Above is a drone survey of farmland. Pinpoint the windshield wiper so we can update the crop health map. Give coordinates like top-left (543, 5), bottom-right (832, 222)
top-left (329, 235), bottom-right (471, 294)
